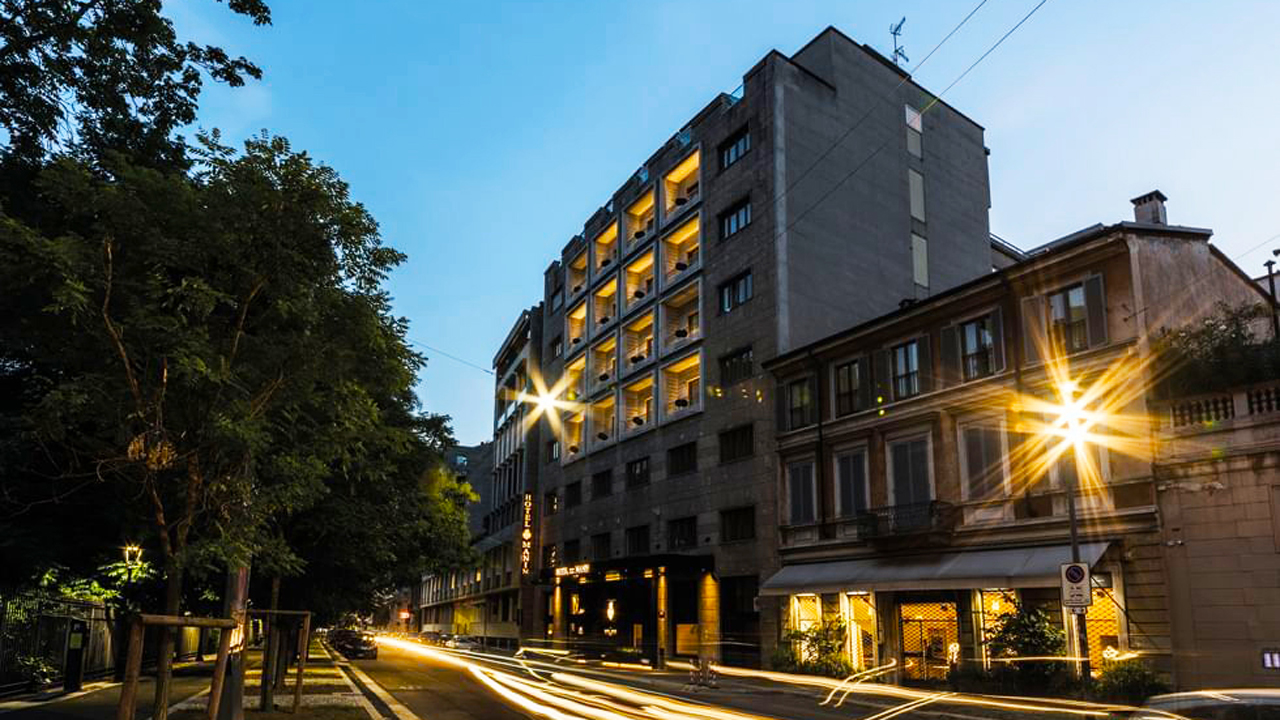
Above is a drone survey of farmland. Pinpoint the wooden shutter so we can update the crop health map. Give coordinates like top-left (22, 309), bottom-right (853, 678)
top-left (857, 356), bottom-right (872, 411)
top-left (939, 325), bottom-right (960, 387)
top-left (806, 374), bottom-right (820, 425)
top-left (873, 349), bottom-right (892, 404)
top-left (776, 380), bottom-right (789, 430)
top-left (990, 306), bottom-right (1006, 371)
top-left (1084, 274), bottom-right (1108, 348)
top-left (1021, 295), bottom-right (1045, 365)
top-left (917, 334), bottom-right (934, 393)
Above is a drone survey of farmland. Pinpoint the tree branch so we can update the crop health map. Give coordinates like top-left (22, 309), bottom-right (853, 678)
top-left (101, 237), bottom-right (145, 414)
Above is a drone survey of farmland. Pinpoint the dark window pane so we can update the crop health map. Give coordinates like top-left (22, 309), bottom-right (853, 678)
top-left (720, 506), bottom-right (755, 542)
top-left (668, 442), bottom-right (698, 475)
top-left (719, 424), bottom-right (754, 463)
top-left (591, 532), bottom-right (612, 560)
top-left (788, 463), bottom-right (815, 524)
top-left (626, 457), bottom-right (650, 488)
top-left (720, 347), bottom-right (753, 386)
top-left (626, 524), bottom-right (650, 555)
top-left (669, 516), bottom-right (697, 549)
top-left (565, 481), bottom-right (582, 508)
top-left (837, 451), bottom-right (867, 516)
top-left (592, 470), bottom-right (612, 500)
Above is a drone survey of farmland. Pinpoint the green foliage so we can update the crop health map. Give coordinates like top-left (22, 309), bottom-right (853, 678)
top-left (1154, 301), bottom-right (1280, 397)
top-left (984, 600), bottom-right (1071, 693)
top-left (1094, 659), bottom-right (1169, 705)
top-left (770, 620), bottom-right (855, 679)
top-left (14, 655), bottom-right (56, 690)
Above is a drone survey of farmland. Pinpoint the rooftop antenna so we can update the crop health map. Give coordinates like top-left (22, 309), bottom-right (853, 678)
top-left (890, 17), bottom-right (909, 65)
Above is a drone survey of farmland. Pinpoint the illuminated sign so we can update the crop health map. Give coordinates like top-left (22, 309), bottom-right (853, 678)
top-left (520, 492), bottom-right (534, 576)
top-left (555, 563), bottom-right (591, 578)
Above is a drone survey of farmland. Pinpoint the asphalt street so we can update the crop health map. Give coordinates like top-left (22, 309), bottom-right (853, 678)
top-left (351, 641), bottom-right (528, 720)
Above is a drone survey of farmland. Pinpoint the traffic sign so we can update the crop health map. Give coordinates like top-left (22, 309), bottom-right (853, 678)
top-left (1061, 562), bottom-right (1092, 607)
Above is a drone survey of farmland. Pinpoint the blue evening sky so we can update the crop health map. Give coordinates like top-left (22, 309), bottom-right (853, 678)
top-left (170, 0), bottom-right (1280, 445)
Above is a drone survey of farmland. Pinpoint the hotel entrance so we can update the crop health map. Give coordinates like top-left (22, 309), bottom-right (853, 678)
top-left (898, 598), bottom-right (959, 682)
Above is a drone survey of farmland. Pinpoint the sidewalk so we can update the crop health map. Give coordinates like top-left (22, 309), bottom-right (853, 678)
top-left (0, 661), bottom-right (214, 720)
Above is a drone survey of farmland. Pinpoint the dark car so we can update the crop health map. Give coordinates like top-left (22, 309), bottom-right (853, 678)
top-left (330, 629), bottom-right (378, 659)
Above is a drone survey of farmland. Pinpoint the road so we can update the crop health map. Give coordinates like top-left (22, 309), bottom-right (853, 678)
top-left (351, 641), bottom-right (527, 720)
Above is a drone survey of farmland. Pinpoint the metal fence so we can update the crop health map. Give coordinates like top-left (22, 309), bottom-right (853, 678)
top-left (0, 594), bottom-right (114, 695)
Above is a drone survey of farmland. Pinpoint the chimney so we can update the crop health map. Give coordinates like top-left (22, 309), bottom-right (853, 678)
top-left (1131, 190), bottom-right (1168, 225)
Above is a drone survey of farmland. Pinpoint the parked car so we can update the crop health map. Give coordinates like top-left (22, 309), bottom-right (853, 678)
top-left (1135, 690), bottom-right (1280, 720)
top-left (444, 635), bottom-right (481, 651)
top-left (330, 629), bottom-right (378, 659)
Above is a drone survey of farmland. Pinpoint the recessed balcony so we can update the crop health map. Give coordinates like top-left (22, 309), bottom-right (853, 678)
top-left (563, 355), bottom-right (586, 403)
top-left (623, 311), bottom-right (655, 374)
top-left (593, 222), bottom-right (619, 276)
top-left (593, 278), bottom-right (618, 330)
top-left (661, 352), bottom-right (701, 419)
top-left (563, 410), bottom-right (585, 461)
top-left (662, 216), bottom-right (700, 286)
top-left (568, 251), bottom-right (588, 297)
top-left (660, 281), bottom-right (700, 354)
top-left (663, 150), bottom-right (700, 217)
top-left (622, 375), bottom-right (655, 434)
top-left (624, 250), bottom-right (656, 313)
top-left (589, 334), bottom-right (618, 394)
top-left (589, 393), bottom-right (617, 448)
top-left (625, 190), bottom-right (656, 249)
top-left (566, 302), bottom-right (587, 349)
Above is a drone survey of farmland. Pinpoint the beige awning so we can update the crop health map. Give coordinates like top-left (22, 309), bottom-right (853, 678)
top-left (760, 542), bottom-right (1110, 596)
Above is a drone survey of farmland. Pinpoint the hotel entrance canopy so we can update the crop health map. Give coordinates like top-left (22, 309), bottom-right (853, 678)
top-left (760, 542), bottom-right (1110, 596)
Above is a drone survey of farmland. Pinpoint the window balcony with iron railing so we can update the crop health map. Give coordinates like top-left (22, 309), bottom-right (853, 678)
top-left (660, 281), bottom-right (700, 355)
top-left (662, 216), bottom-right (700, 287)
top-left (625, 190), bottom-right (656, 250)
top-left (622, 311), bottom-right (655, 374)
top-left (593, 221), bottom-right (619, 277)
top-left (661, 352), bottom-right (701, 420)
top-left (663, 149), bottom-right (700, 219)
top-left (589, 393), bottom-right (617, 449)
top-left (567, 251), bottom-right (588, 297)
top-left (589, 334), bottom-right (618, 394)
top-left (593, 278), bottom-right (619, 331)
top-left (566, 302), bottom-right (587, 349)
top-left (856, 501), bottom-right (958, 544)
top-left (622, 374), bottom-right (655, 434)
top-left (624, 250), bottom-right (656, 313)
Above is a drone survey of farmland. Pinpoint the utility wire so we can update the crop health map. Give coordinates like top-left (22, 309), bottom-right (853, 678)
top-left (408, 339), bottom-right (494, 375)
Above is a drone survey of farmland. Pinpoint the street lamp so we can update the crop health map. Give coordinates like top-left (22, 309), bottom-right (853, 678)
top-left (1049, 381), bottom-right (1093, 681)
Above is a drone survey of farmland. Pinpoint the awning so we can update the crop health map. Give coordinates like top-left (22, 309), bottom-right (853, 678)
top-left (760, 542), bottom-right (1110, 596)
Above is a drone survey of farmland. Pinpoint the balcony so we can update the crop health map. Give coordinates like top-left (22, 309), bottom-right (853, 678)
top-left (593, 222), bottom-right (619, 277)
top-left (566, 301), bottom-right (587, 349)
top-left (563, 410), bottom-right (585, 461)
top-left (589, 334), bottom-right (617, 394)
top-left (662, 216), bottom-right (700, 286)
top-left (625, 190), bottom-right (656, 249)
top-left (622, 375), bottom-right (655, 434)
top-left (856, 501), bottom-right (958, 546)
top-left (593, 278), bottom-right (619, 331)
top-left (663, 150), bottom-right (700, 217)
top-left (661, 352), bottom-right (701, 420)
top-left (660, 281), bottom-right (700, 355)
top-left (563, 355), bottom-right (586, 403)
top-left (589, 393), bottom-right (617, 448)
top-left (568, 251), bottom-right (588, 297)
top-left (622, 311), bottom-right (655, 374)
top-left (624, 250), bottom-right (656, 314)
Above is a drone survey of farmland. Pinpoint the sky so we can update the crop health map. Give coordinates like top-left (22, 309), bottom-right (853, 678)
top-left (170, 0), bottom-right (1280, 446)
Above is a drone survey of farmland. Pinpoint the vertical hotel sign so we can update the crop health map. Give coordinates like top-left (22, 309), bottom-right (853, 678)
top-left (520, 492), bottom-right (534, 575)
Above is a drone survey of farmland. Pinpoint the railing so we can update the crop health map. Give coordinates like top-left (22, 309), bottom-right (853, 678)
top-left (857, 501), bottom-right (958, 540)
top-left (1247, 384), bottom-right (1280, 415)
top-left (1169, 394), bottom-right (1234, 427)
top-left (1162, 383), bottom-right (1280, 429)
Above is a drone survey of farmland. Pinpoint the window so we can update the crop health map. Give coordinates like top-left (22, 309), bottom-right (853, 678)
top-left (962, 425), bottom-right (1006, 501)
top-left (546, 440), bottom-right (560, 463)
top-left (551, 290), bottom-right (564, 312)
top-left (788, 378), bottom-right (813, 429)
top-left (720, 126), bottom-right (750, 169)
top-left (911, 233), bottom-right (928, 289)
top-left (542, 544), bottom-right (557, 568)
top-left (892, 341), bottom-right (919, 399)
top-left (787, 462), bottom-right (816, 524)
top-left (543, 491), bottom-right (559, 515)
top-left (720, 506), bottom-right (755, 542)
top-left (719, 346), bottom-right (753, 386)
top-left (565, 481), bottom-right (582, 508)
top-left (626, 457), bottom-right (650, 488)
top-left (550, 335), bottom-right (563, 359)
top-left (960, 315), bottom-right (996, 380)
top-left (889, 436), bottom-right (931, 506)
top-left (626, 524), bottom-right (650, 555)
top-left (720, 198), bottom-right (752, 239)
top-left (667, 441), bottom-right (698, 475)
top-left (669, 516), bottom-right (697, 550)
top-left (719, 270), bottom-right (753, 313)
top-left (719, 424), bottom-right (754, 463)
top-left (905, 105), bottom-right (922, 158)
top-left (834, 360), bottom-right (861, 416)
top-left (591, 470), bottom-right (612, 500)
top-left (563, 539), bottom-right (580, 563)
top-left (836, 450), bottom-right (868, 517)
top-left (1049, 284), bottom-right (1088, 353)
top-left (591, 532), bottom-right (612, 560)
top-left (908, 169), bottom-right (926, 222)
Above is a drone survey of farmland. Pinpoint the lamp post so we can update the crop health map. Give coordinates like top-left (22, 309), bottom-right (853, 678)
top-left (1062, 459), bottom-right (1092, 682)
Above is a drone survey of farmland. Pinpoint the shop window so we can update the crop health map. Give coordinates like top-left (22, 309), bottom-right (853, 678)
top-left (899, 600), bottom-right (958, 682)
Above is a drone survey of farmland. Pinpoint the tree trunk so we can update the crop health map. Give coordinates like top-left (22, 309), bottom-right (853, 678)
top-left (151, 560), bottom-right (183, 720)
top-left (260, 577), bottom-right (281, 710)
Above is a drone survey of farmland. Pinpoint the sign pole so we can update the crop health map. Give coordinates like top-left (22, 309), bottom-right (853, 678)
top-left (1064, 479), bottom-right (1092, 680)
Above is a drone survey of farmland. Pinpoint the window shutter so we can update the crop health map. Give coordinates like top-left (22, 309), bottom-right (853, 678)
top-left (917, 335), bottom-right (933, 393)
top-left (776, 381), bottom-right (789, 430)
top-left (1021, 296), bottom-right (1045, 365)
top-left (806, 374), bottom-right (820, 425)
top-left (939, 325), bottom-right (960, 386)
top-left (857, 357), bottom-right (872, 411)
top-left (873, 350), bottom-right (892, 404)
top-left (1084, 274), bottom-right (1107, 348)
top-left (990, 307), bottom-right (1006, 371)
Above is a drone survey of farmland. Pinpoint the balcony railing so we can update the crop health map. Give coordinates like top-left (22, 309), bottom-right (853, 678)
top-left (856, 501), bottom-right (958, 542)
top-left (1157, 382), bottom-right (1280, 429)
